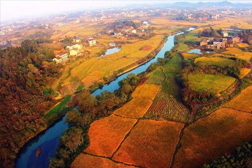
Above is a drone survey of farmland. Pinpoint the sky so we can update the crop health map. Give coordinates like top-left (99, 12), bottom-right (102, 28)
top-left (1, 0), bottom-right (252, 22)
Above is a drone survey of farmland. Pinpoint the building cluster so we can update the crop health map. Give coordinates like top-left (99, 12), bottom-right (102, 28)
top-left (200, 31), bottom-right (242, 49)
top-left (106, 21), bottom-right (150, 38)
top-left (53, 38), bottom-right (83, 64)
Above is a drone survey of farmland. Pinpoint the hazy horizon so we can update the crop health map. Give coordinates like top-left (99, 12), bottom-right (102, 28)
top-left (1, 0), bottom-right (252, 23)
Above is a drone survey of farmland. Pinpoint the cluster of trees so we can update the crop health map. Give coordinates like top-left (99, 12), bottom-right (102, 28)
top-left (147, 51), bottom-right (173, 72)
top-left (49, 73), bottom-right (140, 167)
top-left (203, 142), bottom-right (252, 168)
top-left (107, 20), bottom-right (138, 30)
top-left (0, 40), bottom-right (61, 168)
top-left (198, 27), bottom-right (221, 37)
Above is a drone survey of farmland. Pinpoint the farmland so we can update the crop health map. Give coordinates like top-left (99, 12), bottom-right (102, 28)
top-left (194, 57), bottom-right (236, 67)
top-left (188, 73), bottom-right (236, 94)
top-left (223, 85), bottom-right (252, 112)
top-left (239, 68), bottom-right (251, 79)
top-left (173, 108), bottom-right (252, 168)
top-left (131, 84), bottom-right (161, 100)
top-left (112, 120), bottom-right (184, 168)
top-left (145, 53), bottom-right (190, 122)
top-left (84, 114), bottom-right (137, 157)
top-left (113, 98), bottom-right (153, 118)
top-left (181, 52), bottom-right (199, 60)
top-left (223, 48), bottom-right (252, 62)
top-left (54, 35), bottom-right (164, 91)
top-left (71, 154), bottom-right (135, 168)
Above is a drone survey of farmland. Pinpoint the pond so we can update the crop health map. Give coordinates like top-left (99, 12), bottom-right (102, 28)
top-left (100, 47), bottom-right (121, 57)
top-left (188, 49), bottom-right (210, 54)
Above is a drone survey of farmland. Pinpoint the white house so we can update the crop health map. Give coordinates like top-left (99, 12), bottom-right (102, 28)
top-left (88, 38), bottom-right (96, 46)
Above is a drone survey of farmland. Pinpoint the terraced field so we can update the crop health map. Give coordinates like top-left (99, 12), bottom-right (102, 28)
top-left (145, 53), bottom-right (190, 122)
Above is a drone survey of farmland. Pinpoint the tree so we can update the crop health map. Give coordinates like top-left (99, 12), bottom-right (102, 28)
top-left (60, 127), bottom-right (84, 153)
top-left (77, 91), bottom-right (97, 114)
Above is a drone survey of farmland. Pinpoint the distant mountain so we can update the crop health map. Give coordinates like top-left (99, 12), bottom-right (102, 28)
top-left (170, 1), bottom-right (252, 9)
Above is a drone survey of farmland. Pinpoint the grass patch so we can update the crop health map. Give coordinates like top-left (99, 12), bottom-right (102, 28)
top-left (188, 73), bottom-right (236, 94)
top-left (45, 95), bottom-right (71, 118)
top-left (194, 57), bottom-right (236, 67)
top-left (75, 84), bottom-right (85, 92)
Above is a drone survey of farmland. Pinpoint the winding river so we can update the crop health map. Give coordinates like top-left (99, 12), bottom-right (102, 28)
top-left (16, 28), bottom-right (193, 168)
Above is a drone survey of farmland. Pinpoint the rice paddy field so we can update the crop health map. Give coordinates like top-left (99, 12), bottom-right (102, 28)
top-left (237, 43), bottom-right (250, 48)
top-left (131, 84), bottom-right (161, 100)
top-left (84, 114), bottom-right (137, 157)
top-left (194, 57), bottom-right (236, 67)
top-left (173, 108), bottom-right (252, 168)
top-left (188, 73), bottom-right (236, 94)
top-left (69, 16), bottom-right (252, 168)
top-left (223, 85), bottom-right (252, 113)
top-left (239, 68), bottom-right (251, 79)
top-left (112, 120), bottom-right (184, 168)
top-left (223, 48), bottom-right (252, 62)
top-left (113, 98), bottom-right (153, 119)
top-left (58, 35), bottom-right (164, 89)
top-left (71, 154), bottom-right (135, 168)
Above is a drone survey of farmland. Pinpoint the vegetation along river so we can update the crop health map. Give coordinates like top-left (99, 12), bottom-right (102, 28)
top-left (16, 28), bottom-right (194, 168)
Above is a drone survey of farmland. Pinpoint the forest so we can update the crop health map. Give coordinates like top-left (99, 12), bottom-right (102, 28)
top-left (0, 40), bottom-right (62, 168)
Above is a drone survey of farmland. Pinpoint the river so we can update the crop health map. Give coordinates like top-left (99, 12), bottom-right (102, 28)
top-left (15, 28), bottom-right (193, 168)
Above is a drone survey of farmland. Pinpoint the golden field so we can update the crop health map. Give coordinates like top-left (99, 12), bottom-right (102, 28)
top-left (58, 35), bottom-right (164, 89)
top-left (173, 108), bottom-right (252, 168)
top-left (237, 43), bottom-right (250, 48)
top-left (223, 48), bottom-right (252, 62)
top-left (239, 68), bottom-right (251, 79)
top-left (71, 154), bottom-right (135, 168)
top-left (131, 84), bottom-right (161, 100)
top-left (84, 114), bottom-right (137, 157)
top-left (181, 53), bottom-right (199, 60)
top-left (223, 86), bottom-right (252, 112)
top-left (194, 57), bottom-right (236, 67)
top-left (113, 120), bottom-right (184, 168)
top-left (113, 98), bottom-right (153, 119)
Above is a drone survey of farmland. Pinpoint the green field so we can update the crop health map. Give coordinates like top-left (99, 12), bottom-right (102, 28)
top-left (45, 95), bottom-right (71, 118)
top-left (194, 57), bottom-right (236, 66)
top-left (145, 53), bottom-right (190, 122)
top-left (188, 73), bottom-right (236, 94)
top-left (75, 84), bottom-right (85, 92)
